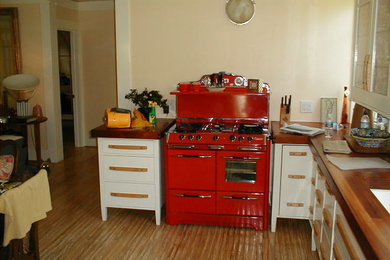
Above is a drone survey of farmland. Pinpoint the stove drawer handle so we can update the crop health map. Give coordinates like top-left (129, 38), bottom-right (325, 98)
top-left (238, 147), bottom-right (264, 151)
top-left (172, 154), bottom-right (212, 158)
top-left (222, 156), bottom-right (262, 160)
top-left (171, 145), bottom-right (195, 149)
top-left (173, 193), bottom-right (212, 198)
top-left (208, 145), bottom-right (225, 150)
top-left (221, 195), bottom-right (260, 200)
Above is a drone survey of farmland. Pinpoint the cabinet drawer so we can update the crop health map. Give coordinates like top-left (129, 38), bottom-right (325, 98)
top-left (333, 206), bottom-right (366, 260)
top-left (101, 155), bottom-right (155, 183)
top-left (280, 174), bottom-right (311, 218)
top-left (216, 192), bottom-right (264, 216)
top-left (322, 182), bottom-right (336, 242)
top-left (103, 182), bottom-right (155, 209)
top-left (167, 189), bottom-right (215, 214)
top-left (282, 145), bottom-right (312, 168)
top-left (99, 138), bottom-right (154, 156)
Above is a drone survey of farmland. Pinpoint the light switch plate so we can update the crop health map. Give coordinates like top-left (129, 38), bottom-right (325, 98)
top-left (300, 100), bottom-right (313, 113)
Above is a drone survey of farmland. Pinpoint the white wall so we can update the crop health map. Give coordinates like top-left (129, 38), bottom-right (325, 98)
top-left (117, 0), bottom-right (355, 122)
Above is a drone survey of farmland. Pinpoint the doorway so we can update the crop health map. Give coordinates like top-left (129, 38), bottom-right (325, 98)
top-left (57, 30), bottom-right (74, 157)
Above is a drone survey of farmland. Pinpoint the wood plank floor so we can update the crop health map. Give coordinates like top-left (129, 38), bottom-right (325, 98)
top-left (39, 146), bottom-right (319, 260)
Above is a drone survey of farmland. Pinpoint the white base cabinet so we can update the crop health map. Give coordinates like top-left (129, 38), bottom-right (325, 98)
top-left (271, 144), bottom-right (313, 232)
top-left (310, 160), bottom-right (366, 260)
top-left (97, 137), bottom-right (164, 225)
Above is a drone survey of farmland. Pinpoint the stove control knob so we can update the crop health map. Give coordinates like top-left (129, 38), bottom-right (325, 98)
top-left (238, 136), bottom-right (245, 141)
top-left (213, 135), bottom-right (220, 141)
top-left (188, 135), bottom-right (194, 140)
top-left (179, 135), bottom-right (185, 140)
top-left (247, 136), bottom-right (254, 142)
top-left (230, 135), bottom-right (236, 142)
top-left (196, 135), bottom-right (202, 140)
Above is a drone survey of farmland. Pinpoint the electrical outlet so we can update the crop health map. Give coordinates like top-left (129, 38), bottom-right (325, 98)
top-left (300, 100), bottom-right (313, 113)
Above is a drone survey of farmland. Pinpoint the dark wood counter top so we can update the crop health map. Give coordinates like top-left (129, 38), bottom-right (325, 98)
top-left (271, 121), bottom-right (323, 144)
top-left (90, 118), bottom-right (175, 139)
top-left (310, 129), bottom-right (390, 260)
top-left (271, 121), bottom-right (390, 259)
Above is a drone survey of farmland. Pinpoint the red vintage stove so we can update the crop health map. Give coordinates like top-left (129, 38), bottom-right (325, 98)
top-left (165, 74), bottom-right (271, 230)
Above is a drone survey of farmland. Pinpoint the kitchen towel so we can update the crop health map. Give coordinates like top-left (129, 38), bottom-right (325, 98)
top-left (326, 155), bottom-right (390, 170)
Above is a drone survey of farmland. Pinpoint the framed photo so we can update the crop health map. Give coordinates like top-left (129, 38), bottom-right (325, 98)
top-left (320, 98), bottom-right (337, 123)
top-left (248, 79), bottom-right (259, 92)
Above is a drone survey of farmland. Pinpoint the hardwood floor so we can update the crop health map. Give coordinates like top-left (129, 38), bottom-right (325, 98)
top-left (39, 146), bottom-right (319, 260)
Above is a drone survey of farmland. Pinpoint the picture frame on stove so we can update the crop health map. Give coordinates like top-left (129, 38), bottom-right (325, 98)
top-left (248, 79), bottom-right (259, 92)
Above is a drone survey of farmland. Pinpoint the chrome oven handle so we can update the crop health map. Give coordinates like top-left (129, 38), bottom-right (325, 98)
top-left (221, 196), bottom-right (260, 200)
top-left (172, 154), bottom-right (212, 158)
top-left (208, 145), bottom-right (225, 150)
top-left (238, 146), bottom-right (265, 151)
top-left (170, 145), bottom-right (195, 149)
top-left (173, 193), bottom-right (212, 198)
top-left (222, 156), bottom-right (262, 160)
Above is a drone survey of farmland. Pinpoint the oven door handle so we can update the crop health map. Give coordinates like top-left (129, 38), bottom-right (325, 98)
top-left (172, 154), bottom-right (212, 158)
top-left (238, 147), bottom-right (265, 151)
top-left (170, 145), bottom-right (195, 149)
top-left (173, 193), bottom-right (212, 198)
top-left (222, 156), bottom-right (262, 160)
top-left (221, 195), bottom-right (260, 200)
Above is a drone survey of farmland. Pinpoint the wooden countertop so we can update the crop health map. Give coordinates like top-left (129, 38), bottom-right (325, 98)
top-left (310, 130), bottom-right (390, 260)
top-left (90, 118), bottom-right (175, 139)
top-left (271, 121), bottom-right (390, 259)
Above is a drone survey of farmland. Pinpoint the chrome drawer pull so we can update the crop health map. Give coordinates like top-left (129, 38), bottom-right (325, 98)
top-left (238, 147), bottom-right (265, 151)
top-left (208, 145), bottom-right (225, 150)
top-left (172, 154), bottom-right (212, 158)
top-left (171, 145), bottom-right (195, 149)
top-left (221, 196), bottom-right (260, 200)
top-left (110, 192), bottom-right (148, 198)
top-left (109, 166), bottom-right (148, 172)
top-left (288, 174), bottom-right (306, 179)
top-left (173, 193), bottom-right (212, 198)
top-left (222, 156), bottom-right (262, 160)
top-left (108, 144), bottom-right (147, 150)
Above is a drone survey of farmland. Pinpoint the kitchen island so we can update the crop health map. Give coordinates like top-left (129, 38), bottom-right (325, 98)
top-left (271, 121), bottom-right (390, 259)
top-left (91, 118), bottom-right (175, 224)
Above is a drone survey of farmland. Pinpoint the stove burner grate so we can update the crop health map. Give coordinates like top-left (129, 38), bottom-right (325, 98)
top-left (174, 123), bottom-right (203, 133)
top-left (238, 124), bottom-right (264, 135)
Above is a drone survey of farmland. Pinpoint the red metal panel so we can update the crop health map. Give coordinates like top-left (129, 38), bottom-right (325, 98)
top-left (216, 151), bottom-right (267, 192)
top-left (166, 149), bottom-right (216, 190)
top-left (167, 189), bottom-right (216, 214)
top-left (172, 92), bottom-right (269, 121)
top-left (216, 192), bottom-right (264, 216)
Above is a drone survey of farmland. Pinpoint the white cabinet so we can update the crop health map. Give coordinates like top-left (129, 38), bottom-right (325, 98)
top-left (271, 144), bottom-right (313, 232)
top-left (310, 161), bottom-right (366, 260)
top-left (97, 137), bottom-right (164, 225)
top-left (352, 0), bottom-right (390, 118)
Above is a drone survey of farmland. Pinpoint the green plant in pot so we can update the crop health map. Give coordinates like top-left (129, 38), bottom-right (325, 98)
top-left (125, 89), bottom-right (169, 119)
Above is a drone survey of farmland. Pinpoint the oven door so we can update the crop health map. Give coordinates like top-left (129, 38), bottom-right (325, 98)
top-left (167, 149), bottom-right (216, 190)
top-left (216, 151), bottom-right (266, 192)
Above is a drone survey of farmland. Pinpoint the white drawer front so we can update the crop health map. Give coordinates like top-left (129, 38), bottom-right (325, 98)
top-left (103, 182), bottom-right (155, 209)
top-left (280, 145), bottom-right (313, 218)
top-left (99, 138), bottom-right (155, 156)
top-left (101, 155), bottom-right (155, 183)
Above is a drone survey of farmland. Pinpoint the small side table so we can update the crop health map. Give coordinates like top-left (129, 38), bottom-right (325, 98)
top-left (8, 117), bottom-right (47, 165)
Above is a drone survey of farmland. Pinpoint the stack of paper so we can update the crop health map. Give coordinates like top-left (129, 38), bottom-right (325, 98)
top-left (280, 124), bottom-right (324, 136)
top-left (323, 140), bottom-right (352, 154)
